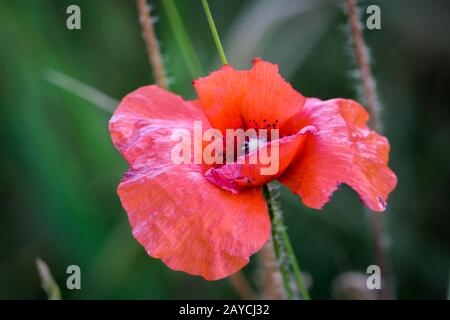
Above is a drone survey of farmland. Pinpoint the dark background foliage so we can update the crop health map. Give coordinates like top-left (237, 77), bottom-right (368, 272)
top-left (0, 0), bottom-right (449, 299)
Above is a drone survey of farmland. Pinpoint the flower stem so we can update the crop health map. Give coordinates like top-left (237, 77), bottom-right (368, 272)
top-left (345, 0), bottom-right (395, 299)
top-left (162, 0), bottom-right (204, 78)
top-left (200, 0), bottom-right (229, 65)
top-left (345, 0), bottom-right (380, 130)
top-left (136, 0), bottom-right (168, 89)
top-left (265, 194), bottom-right (295, 299)
top-left (263, 184), bottom-right (311, 300)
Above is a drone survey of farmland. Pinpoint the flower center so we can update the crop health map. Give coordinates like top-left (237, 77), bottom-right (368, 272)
top-left (242, 136), bottom-right (267, 155)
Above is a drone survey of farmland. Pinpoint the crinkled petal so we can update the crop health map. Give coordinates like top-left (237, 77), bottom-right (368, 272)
top-left (109, 85), bottom-right (270, 280)
top-left (205, 126), bottom-right (317, 193)
top-left (109, 85), bottom-right (211, 166)
top-left (193, 58), bottom-right (306, 133)
top-left (279, 98), bottom-right (397, 212)
top-left (118, 166), bottom-right (269, 280)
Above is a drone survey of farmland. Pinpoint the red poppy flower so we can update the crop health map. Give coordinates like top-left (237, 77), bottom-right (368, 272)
top-left (109, 58), bottom-right (397, 280)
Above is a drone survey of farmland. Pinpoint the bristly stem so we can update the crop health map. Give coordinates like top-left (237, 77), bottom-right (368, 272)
top-left (200, 0), bottom-right (229, 65)
top-left (345, 0), bottom-right (380, 130)
top-left (345, 0), bottom-right (395, 299)
top-left (162, 0), bottom-right (204, 78)
top-left (265, 193), bottom-right (295, 299)
top-left (263, 185), bottom-right (311, 300)
top-left (136, 0), bottom-right (168, 89)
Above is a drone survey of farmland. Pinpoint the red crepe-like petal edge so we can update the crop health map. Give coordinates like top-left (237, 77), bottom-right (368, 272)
top-left (240, 58), bottom-right (306, 130)
top-left (194, 59), bottom-right (306, 133)
top-left (279, 98), bottom-right (397, 212)
top-left (110, 85), bottom-right (270, 280)
top-left (109, 85), bottom-right (211, 166)
top-left (193, 65), bottom-right (246, 132)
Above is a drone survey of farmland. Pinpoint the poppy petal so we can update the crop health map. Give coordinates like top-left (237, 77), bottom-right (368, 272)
top-left (118, 166), bottom-right (270, 280)
top-left (279, 98), bottom-right (397, 212)
top-left (194, 58), bottom-right (306, 132)
top-left (110, 85), bottom-right (270, 280)
top-left (109, 85), bottom-right (211, 166)
top-left (205, 126), bottom-right (317, 193)
top-left (193, 65), bottom-right (246, 132)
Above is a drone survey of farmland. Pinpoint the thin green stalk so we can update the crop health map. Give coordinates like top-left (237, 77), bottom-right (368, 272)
top-left (46, 69), bottom-right (118, 113)
top-left (162, 0), bottom-right (204, 78)
top-left (200, 0), bottom-right (228, 65)
top-left (279, 219), bottom-right (311, 300)
top-left (263, 185), bottom-right (311, 300)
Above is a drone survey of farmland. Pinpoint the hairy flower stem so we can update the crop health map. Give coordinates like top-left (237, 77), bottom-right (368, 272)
top-left (263, 185), bottom-right (311, 300)
top-left (345, 0), bottom-right (380, 129)
top-left (136, 0), bottom-right (168, 89)
top-left (345, 0), bottom-right (395, 299)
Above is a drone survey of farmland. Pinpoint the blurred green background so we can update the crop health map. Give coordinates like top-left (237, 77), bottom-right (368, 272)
top-left (1, 0), bottom-right (449, 299)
